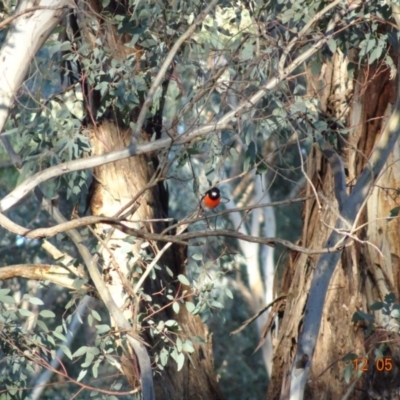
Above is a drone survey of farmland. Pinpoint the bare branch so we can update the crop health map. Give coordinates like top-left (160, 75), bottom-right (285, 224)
top-left (278, 0), bottom-right (343, 73)
top-left (1, 5), bottom-right (344, 212)
top-left (0, 264), bottom-right (94, 293)
top-left (0, 0), bottom-right (70, 139)
top-left (0, 195), bottom-right (351, 255)
top-left (133, 0), bottom-right (219, 138)
top-left (0, 195), bottom-right (312, 239)
top-left (35, 190), bottom-right (155, 400)
top-left (0, 136), bottom-right (22, 169)
top-left (0, 5), bottom-right (69, 31)
top-left (289, 3), bottom-right (400, 398)
top-left (231, 295), bottom-right (287, 335)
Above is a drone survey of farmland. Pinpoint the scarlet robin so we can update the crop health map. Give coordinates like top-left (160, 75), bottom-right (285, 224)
top-left (202, 187), bottom-right (221, 210)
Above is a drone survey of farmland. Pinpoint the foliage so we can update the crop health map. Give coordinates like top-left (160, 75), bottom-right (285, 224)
top-left (0, 0), bottom-right (399, 399)
top-left (341, 293), bottom-right (400, 384)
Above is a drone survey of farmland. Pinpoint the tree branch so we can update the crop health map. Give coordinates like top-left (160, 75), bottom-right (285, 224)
top-left (0, 0), bottom-right (70, 141)
top-left (36, 191), bottom-right (155, 400)
top-left (0, 202), bottom-right (352, 255)
top-left (0, 195), bottom-right (311, 238)
top-left (0, 264), bottom-right (94, 293)
top-left (1, 4), bottom-right (345, 212)
top-left (289, 4), bottom-right (400, 398)
top-left (133, 0), bottom-right (219, 138)
top-left (0, 3), bottom-right (154, 398)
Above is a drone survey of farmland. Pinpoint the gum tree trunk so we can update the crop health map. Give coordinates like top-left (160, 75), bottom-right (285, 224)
top-left (78, 1), bottom-right (223, 398)
top-left (269, 50), bottom-right (400, 399)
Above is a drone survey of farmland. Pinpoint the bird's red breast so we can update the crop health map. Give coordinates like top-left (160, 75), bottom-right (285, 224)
top-left (202, 187), bottom-right (221, 209)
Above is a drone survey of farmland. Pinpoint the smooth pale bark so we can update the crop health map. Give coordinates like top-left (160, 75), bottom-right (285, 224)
top-left (0, 0), bottom-right (342, 212)
top-left (227, 173), bottom-right (276, 375)
top-left (0, 1), bottom-right (69, 134)
top-left (0, 4), bottom-right (156, 398)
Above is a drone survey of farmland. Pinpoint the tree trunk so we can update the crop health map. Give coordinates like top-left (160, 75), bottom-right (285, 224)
top-left (89, 122), bottom-right (222, 399)
top-left (77, 2), bottom-right (223, 398)
top-left (269, 50), bottom-right (400, 399)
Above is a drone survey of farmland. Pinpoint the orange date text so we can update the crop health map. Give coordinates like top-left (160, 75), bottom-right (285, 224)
top-left (353, 357), bottom-right (393, 372)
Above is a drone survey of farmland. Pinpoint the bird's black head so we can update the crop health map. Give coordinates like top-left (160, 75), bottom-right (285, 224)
top-left (207, 187), bottom-right (220, 200)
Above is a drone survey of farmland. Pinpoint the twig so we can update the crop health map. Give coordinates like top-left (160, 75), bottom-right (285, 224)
top-left (0, 206), bottom-right (353, 255)
top-left (0, 5), bottom-right (69, 31)
top-left (231, 295), bottom-right (287, 335)
top-left (1, 11), bottom-right (347, 212)
top-left (35, 189), bottom-right (155, 400)
top-left (278, 0), bottom-right (343, 73)
top-left (132, 0), bottom-right (219, 138)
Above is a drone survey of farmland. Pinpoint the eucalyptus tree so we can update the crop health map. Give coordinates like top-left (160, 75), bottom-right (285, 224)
top-left (1, 1), bottom-right (400, 400)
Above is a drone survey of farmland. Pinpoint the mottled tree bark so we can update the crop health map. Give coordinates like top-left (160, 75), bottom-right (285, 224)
top-left (76, 1), bottom-right (223, 398)
top-left (269, 51), bottom-right (400, 399)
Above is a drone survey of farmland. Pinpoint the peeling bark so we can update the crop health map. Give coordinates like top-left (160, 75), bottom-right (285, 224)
top-left (269, 49), bottom-right (400, 399)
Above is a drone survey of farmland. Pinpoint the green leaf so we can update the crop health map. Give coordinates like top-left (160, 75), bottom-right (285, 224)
top-left (165, 320), bottom-right (179, 328)
top-left (19, 309), bottom-right (33, 317)
top-left (36, 320), bottom-right (49, 332)
top-left (92, 359), bottom-right (101, 379)
top-left (111, 382), bottom-right (122, 391)
top-left (391, 305), bottom-right (400, 319)
top-left (182, 340), bottom-right (195, 353)
top-left (388, 206), bottom-right (400, 219)
top-left (185, 301), bottom-right (196, 313)
top-left (176, 338), bottom-right (182, 352)
top-left (91, 310), bottom-right (101, 322)
top-left (191, 335), bottom-right (206, 345)
top-left (327, 38), bottom-right (336, 53)
top-left (173, 301), bottom-right (180, 314)
top-left (369, 302), bottom-right (384, 311)
top-left (366, 37), bottom-right (375, 53)
top-left (0, 295), bottom-right (15, 304)
top-left (374, 347), bottom-right (384, 359)
top-left (176, 352), bottom-right (185, 371)
top-left (77, 369), bottom-right (87, 382)
top-left (40, 310), bottom-right (55, 318)
top-left (0, 288), bottom-right (11, 297)
top-left (210, 300), bottom-right (224, 309)
top-left (230, 147), bottom-right (239, 160)
top-left (28, 297), bottom-right (44, 306)
top-left (81, 352), bottom-right (95, 368)
top-left (310, 59), bottom-right (321, 76)
top-left (352, 310), bottom-right (374, 322)
top-left (60, 345), bottom-right (73, 359)
top-left (225, 288), bottom-right (233, 299)
top-left (73, 346), bottom-right (88, 358)
top-left (96, 324), bottom-right (110, 334)
top-left (369, 45), bottom-right (383, 64)
top-left (53, 330), bottom-right (67, 342)
top-left (160, 347), bottom-right (169, 366)
top-left (72, 278), bottom-right (87, 289)
top-left (177, 274), bottom-right (190, 286)
top-left (171, 349), bottom-right (185, 371)
top-left (6, 386), bottom-right (18, 396)
top-left (384, 293), bottom-right (396, 304)
top-left (343, 363), bottom-right (352, 384)
top-left (342, 352), bottom-right (357, 362)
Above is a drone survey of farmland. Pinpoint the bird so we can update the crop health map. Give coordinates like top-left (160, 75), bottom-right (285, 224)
top-left (201, 187), bottom-right (221, 210)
